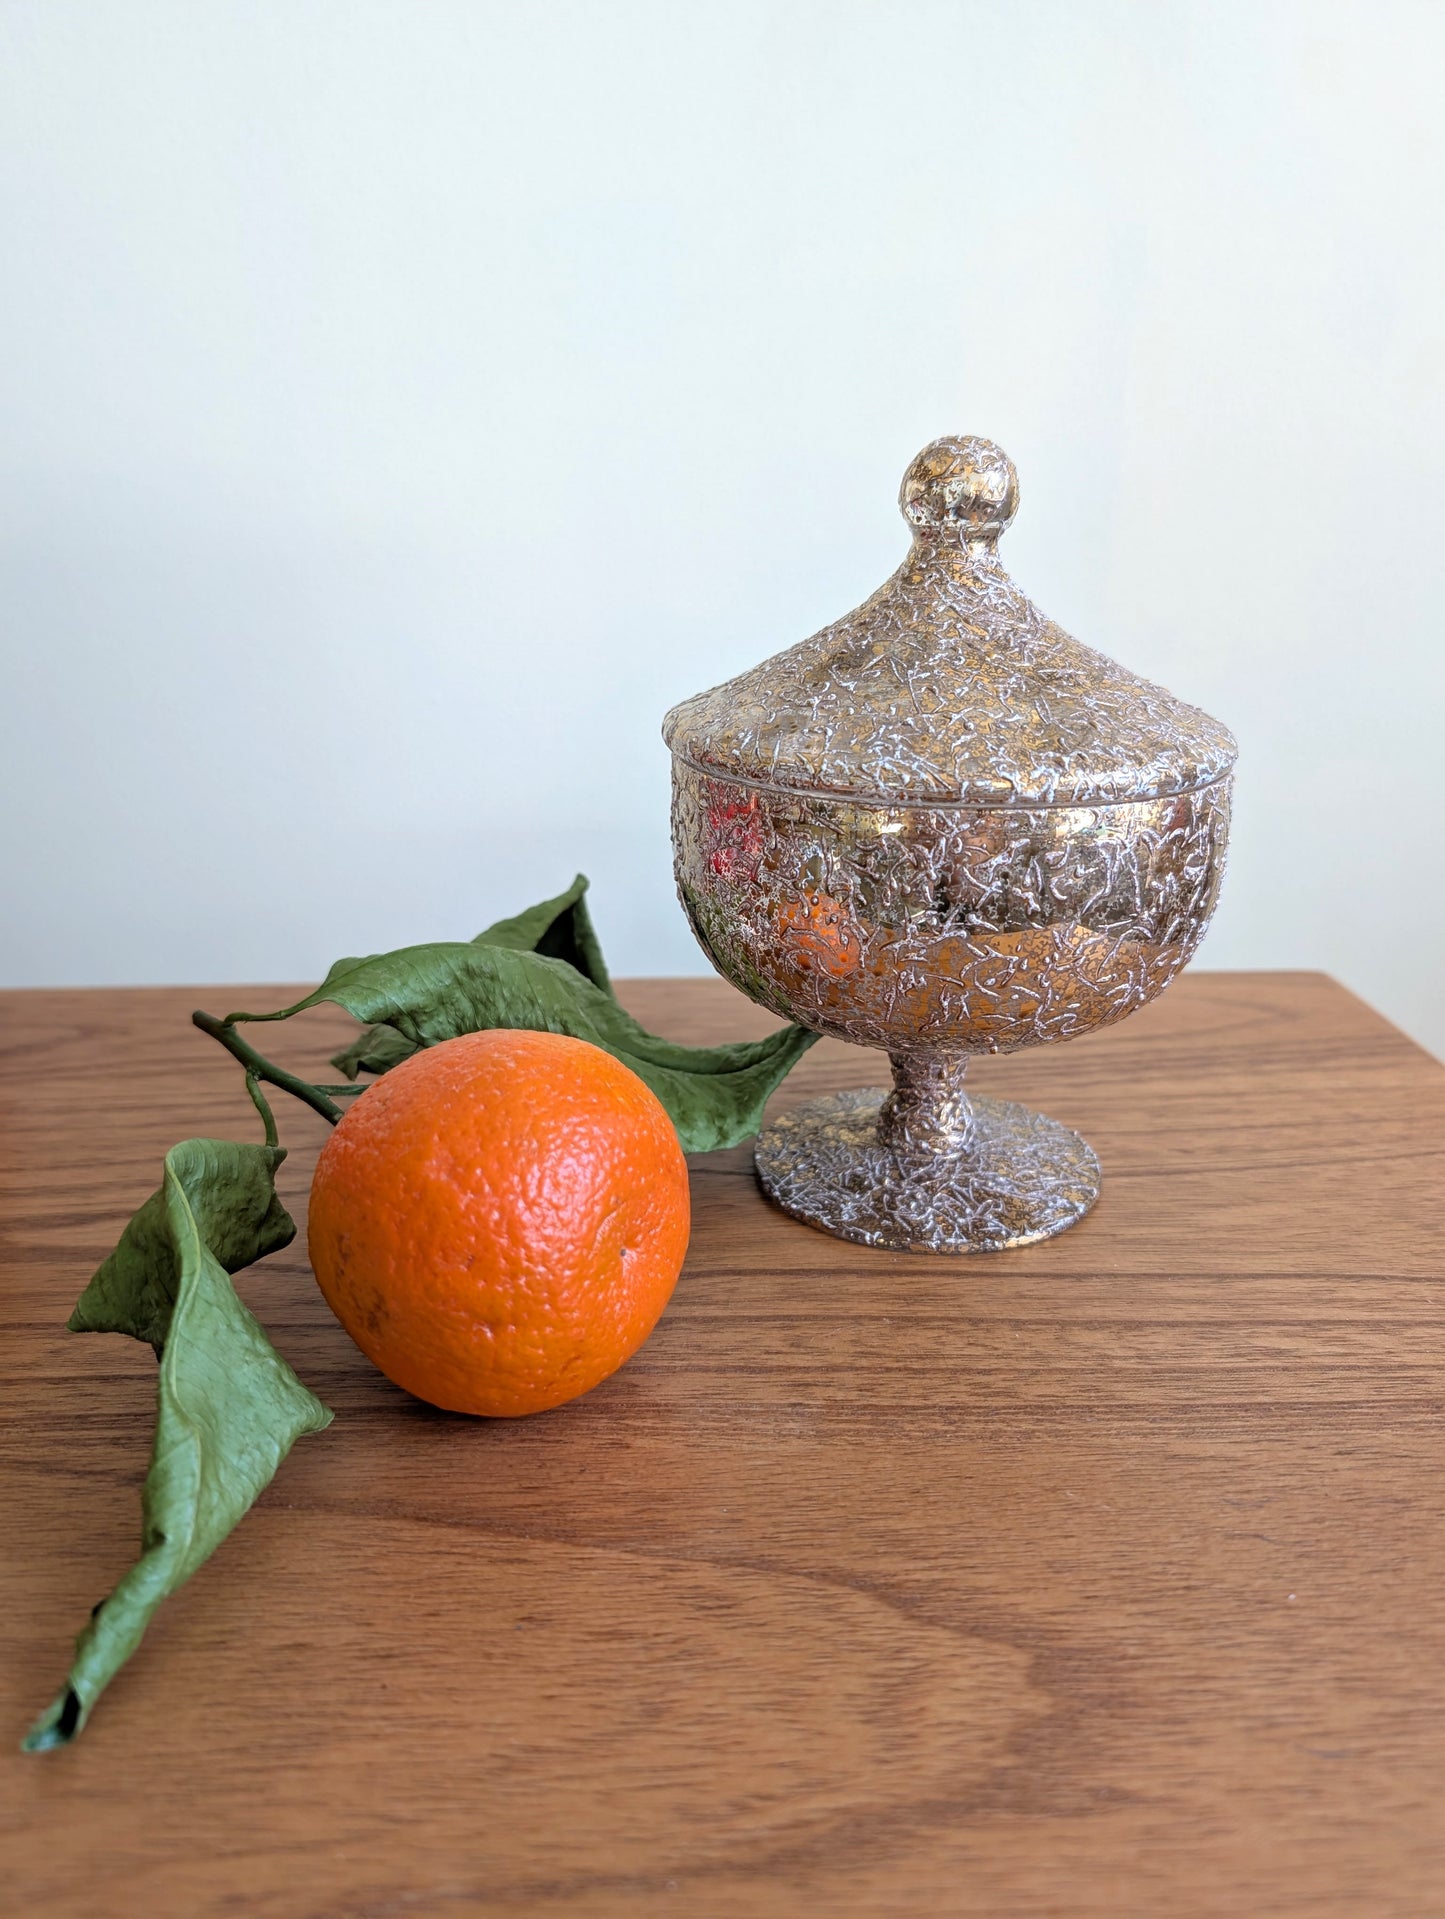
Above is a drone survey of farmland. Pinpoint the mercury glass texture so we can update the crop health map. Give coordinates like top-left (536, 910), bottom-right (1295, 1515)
top-left (665, 437), bottom-right (1236, 1253)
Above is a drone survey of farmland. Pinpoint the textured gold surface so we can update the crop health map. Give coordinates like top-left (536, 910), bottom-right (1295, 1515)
top-left (755, 1086), bottom-right (1100, 1254)
top-left (672, 773), bottom-right (1231, 1053)
top-left (665, 436), bottom-right (1236, 808)
top-left (665, 436), bottom-right (1236, 1252)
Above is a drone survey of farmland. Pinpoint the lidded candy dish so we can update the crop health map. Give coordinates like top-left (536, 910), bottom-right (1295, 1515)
top-left (664, 436), bottom-right (1236, 1253)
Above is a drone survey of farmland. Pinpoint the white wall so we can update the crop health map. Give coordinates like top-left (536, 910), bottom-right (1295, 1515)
top-left (3, 0), bottom-right (1443, 1055)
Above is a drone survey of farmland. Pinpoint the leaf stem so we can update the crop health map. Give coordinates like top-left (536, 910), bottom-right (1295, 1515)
top-left (244, 1071), bottom-right (280, 1148)
top-left (192, 1011), bottom-right (345, 1126)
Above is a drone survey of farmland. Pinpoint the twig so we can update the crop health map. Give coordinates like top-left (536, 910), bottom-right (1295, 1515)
top-left (192, 1011), bottom-right (345, 1126)
top-left (244, 1071), bottom-right (279, 1147)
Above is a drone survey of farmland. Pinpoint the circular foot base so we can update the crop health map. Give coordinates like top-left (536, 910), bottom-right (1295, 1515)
top-left (754, 1087), bottom-right (1100, 1253)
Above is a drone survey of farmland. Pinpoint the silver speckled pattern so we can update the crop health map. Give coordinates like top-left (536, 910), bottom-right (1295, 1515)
top-left (665, 436), bottom-right (1237, 1253)
top-left (755, 1087), bottom-right (1101, 1253)
top-left (671, 773), bottom-right (1231, 1054)
top-left (664, 436), bottom-right (1237, 808)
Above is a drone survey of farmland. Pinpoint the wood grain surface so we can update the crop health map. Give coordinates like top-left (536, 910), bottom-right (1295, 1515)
top-left (2, 971), bottom-right (1443, 1917)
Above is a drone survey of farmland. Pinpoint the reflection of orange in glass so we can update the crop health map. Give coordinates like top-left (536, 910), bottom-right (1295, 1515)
top-left (776, 891), bottom-right (863, 978)
top-left (705, 791), bottom-right (765, 881)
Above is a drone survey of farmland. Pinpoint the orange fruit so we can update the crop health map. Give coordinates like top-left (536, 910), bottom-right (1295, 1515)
top-left (307, 1029), bottom-right (690, 1417)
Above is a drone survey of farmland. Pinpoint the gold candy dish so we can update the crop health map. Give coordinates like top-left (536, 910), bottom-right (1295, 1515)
top-left (664, 436), bottom-right (1236, 1252)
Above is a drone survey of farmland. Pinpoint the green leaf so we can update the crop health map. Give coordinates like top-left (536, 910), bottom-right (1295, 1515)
top-left (474, 871), bottom-right (613, 992)
top-left (24, 1140), bottom-right (332, 1752)
top-left (330, 873), bottom-right (612, 1081)
top-left (311, 875), bottom-right (812, 1150)
top-left (66, 1138), bottom-right (298, 1350)
top-left (244, 943), bottom-right (817, 1155)
top-left (328, 1021), bottom-right (419, 1081)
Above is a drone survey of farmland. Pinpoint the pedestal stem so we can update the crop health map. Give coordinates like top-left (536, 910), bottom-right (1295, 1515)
top-left (877, 1048), bottom-right (975, 1160)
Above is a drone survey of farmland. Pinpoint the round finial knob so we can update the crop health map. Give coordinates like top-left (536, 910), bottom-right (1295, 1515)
top-left (899, 436), bottom-right (1019, 546)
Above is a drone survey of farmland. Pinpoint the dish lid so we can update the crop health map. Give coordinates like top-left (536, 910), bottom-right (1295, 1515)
top-left (664, 436), bottom-right (1237, 807)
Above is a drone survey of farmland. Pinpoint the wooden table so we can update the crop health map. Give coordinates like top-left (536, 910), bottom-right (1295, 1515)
top-left (3, 972), bottom-right (1444, 1916)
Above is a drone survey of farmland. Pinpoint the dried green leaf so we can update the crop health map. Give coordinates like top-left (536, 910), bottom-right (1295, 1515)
top-left (328, 1020), bottom-right (418, 1081)
top-left (24, 1140), bottom-right (332, 1751)
top-left (247, 942), bottom-right (817, 1155)
top-left (474, 871), bottom-right (612, 992)
top-left (330, 872), bottom-right (612, 1080)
